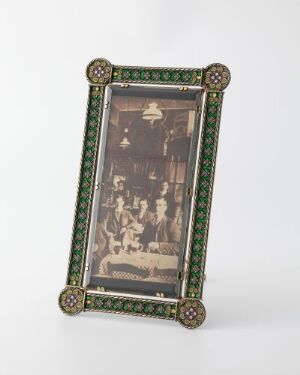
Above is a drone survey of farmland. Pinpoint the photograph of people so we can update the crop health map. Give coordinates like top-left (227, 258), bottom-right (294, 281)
top-left (89, 88), bottom-right (197, 287)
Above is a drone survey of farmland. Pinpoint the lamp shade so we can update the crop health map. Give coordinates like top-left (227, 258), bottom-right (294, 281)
top-left (142, 102), bottom-right (163, 123)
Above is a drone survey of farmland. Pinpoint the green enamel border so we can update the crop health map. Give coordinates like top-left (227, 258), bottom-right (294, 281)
top-left (67, 86), bottom-right (104, 286)
top-left (186, 91), bottom-right (223, 298)
top-left (112, 65), bottom-right (202, 86)
top-left (85, 293), bottom-right (177, 320)
top-left (60, 59), bottom-right (229, 328)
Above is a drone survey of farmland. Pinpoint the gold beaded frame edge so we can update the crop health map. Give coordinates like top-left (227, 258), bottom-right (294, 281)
top-left (58, 58), bottom-right (230, 329)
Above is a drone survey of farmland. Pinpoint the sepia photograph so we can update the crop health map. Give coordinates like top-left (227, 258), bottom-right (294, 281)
top-left (88, 86), bottom-right (201, 296)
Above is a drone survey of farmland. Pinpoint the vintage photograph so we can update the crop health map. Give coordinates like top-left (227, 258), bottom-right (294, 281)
top-left (89, 87), bottom-right (199, 293)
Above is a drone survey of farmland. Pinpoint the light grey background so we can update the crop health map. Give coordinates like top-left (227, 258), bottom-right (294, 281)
top-left (0, 1), bottom-right (299, 374)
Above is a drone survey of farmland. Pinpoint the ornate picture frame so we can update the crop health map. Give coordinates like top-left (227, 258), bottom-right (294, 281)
top-left (58, 58), bottom-right (230, 329)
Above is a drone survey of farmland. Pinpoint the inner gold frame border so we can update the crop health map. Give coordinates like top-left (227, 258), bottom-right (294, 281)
top-left (58, 58), bottom-right (230, 329)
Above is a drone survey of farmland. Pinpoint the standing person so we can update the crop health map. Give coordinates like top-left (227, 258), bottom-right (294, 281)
top-left (140, 197), bottom-right (180, 256)
top-left (153, 181), bottom-right (176, 219)
top-left (113, 180), bottom-right (125, 201)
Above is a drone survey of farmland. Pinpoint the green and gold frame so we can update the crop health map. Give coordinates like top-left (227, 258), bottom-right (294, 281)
top-left (59, 58), bottom-right (230, 329)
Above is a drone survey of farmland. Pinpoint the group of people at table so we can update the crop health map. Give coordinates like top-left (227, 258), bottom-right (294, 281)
top-left (92, 181), bottom-right (182, 276)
